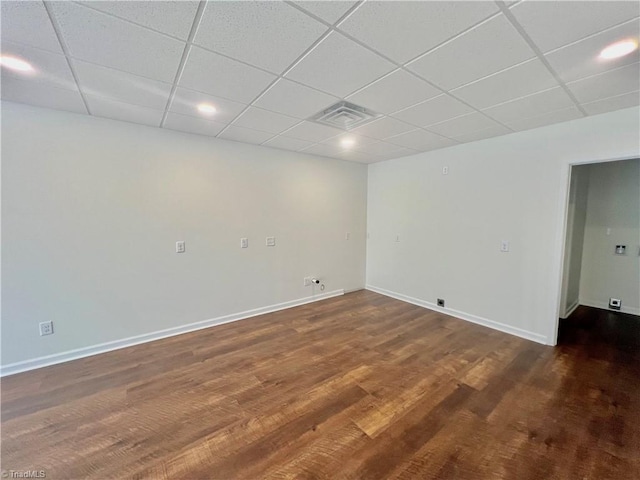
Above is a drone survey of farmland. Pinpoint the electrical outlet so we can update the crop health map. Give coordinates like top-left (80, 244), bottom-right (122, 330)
top-left (176, 241), bottom-right (185, 253)
top-left (442, 166), bottom-right (449, 175)
top-left (609, 298), bottom-right (621, 310)
top-left (266, 236), bottom-right (276, 247)
top-left (304, 277), bottom-right (312, 287)
top-left (345, 232), bottom-right (350, 240)
top-left (437, 299), bottom-right (445, 307)
top-left (39, 321), bottom-right (53, 336)
top-left (240, 238), bottom-right (248, 248)
top-left (500, 240), bottom-right (510, 252)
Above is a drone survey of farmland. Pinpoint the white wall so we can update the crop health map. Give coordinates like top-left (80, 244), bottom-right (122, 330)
top-left (1, 102), bottom-right (368, 369)
top-left (367, 106), bottom-right (640, 345)
top-left (560, 164), bottom-right (589, 317)
top-left (579, 159), bottom-right (640, 315)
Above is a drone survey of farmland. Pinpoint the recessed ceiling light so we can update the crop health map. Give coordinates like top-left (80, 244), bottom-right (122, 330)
top-left (197, 103), bottom-right (217, 115)
top-left (341, 138), bottom-right (355, 148)
top-left (0, 55), bottom-right (34, 73)
top-left (599, 39), bottom-right (638, 60)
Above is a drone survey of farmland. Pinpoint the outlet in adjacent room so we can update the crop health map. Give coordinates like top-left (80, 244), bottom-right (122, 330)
top-left (266, 236), bottom-right (276, 247)
top-left (176, 241), bottom-right (185, 253)
top-left (437, 298), bottom-right (445, 307)
top-left (240, 238), bottom-right (248, 248)
top-left (39, 321), bottom-right (54, 336)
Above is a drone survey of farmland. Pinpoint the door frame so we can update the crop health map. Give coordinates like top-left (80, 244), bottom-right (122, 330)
top-left (550, 154), bottom-right (639, 345)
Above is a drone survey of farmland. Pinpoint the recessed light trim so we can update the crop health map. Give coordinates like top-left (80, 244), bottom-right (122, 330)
top-left (0, 55), bottom-right (34, 73)
top-left (197, 103), bottom-right (217, 115)
top-left (340, 137), bottom-right (356, 148)
top-left (599, 39), bottom-right (638, 60)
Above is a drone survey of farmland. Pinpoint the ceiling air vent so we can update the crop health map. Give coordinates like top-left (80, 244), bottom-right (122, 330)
top-left (309, 101), bottom-right (380, 130)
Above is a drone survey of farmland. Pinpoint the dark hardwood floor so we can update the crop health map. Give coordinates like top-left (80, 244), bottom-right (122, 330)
top-left (2, 291), bottom-right (638, 479)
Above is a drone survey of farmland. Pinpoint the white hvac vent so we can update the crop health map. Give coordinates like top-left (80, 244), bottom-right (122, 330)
top-left (309, 101), bottom-right (380, 130)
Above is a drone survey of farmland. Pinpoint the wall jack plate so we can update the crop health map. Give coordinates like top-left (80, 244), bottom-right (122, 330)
top-left (437, 298), bottom-right (445, 307)
top-left (609, 298), bottom-right (621, 310)
top-left (39, 321), bottom-right (54, 336)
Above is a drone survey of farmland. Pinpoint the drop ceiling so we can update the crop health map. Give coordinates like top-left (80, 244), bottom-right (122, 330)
top-left (1, 0), bottom-right (639, 164)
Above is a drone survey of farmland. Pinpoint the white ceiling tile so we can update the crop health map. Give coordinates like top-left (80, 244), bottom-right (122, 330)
top-left (452, 59), bottom-right (559, 109)
top-left (392, 95), bottom-right (474, 127)
top-left (482, 87), bottom-right (575, 124)
top-left (74, 60), bottom-right (172, 110)
top-left (582, 90), bottom-right (640, 116)
top-left (338, 1), bottom-right (499, 64)
top-left (78, 1), bottom-right (199, 39)
top-left (506, 107), bottom-right (584, 131)
top-left (292, 1), bottom-right (357, 24)
top-left (263, 135), bottom-right (314, 152)
top-left (86, 95), bottom-right (164, 127)
top-left (354, 141), bottom-right (415, 156)
top-left (407, 15), bottom-right (535, 90)
top-left (346, 70), bottom-right (440, 114)
top-left (163, 112), bottom-right (227, 137)
top-left (386, 129), bottom-right (457, 151)
top-left (285, 32), bottom-right (395, 98)
top-left (0, 41), bottom-right (77, 91)
top-left (49, 2), bottom-right (184, 83)
top-left (179, 46), bottom-right (276, 104)
top-left (426, 112), bottom-right (501, 137)
top-left (0, 0), bottom-right (63, 54)
top-left (320, 132), bottom-right (378, 150)
top-left (1, 77), bottom-right (87, 114)
top-left (253, 78), bottom-right (338, 119)
top-left (546, 20), bottom-right (640, 83)
top-left (300, 143), bottom-right (343, 158)
top-left (170, 87), bottom-right (246, 124)
top-left (218, 125), bottom-right (274, 145)
top-left (334, 149), bottom-right (373, 163)
top-left (567, 62), bottom-right (640, 104)
top-left (282, 121), bottom-right (342, 142)
top-left (452, 125), bottom-right (513, 144)
top-left (511, 1), bottom-right (640, 53)
top-left (233, 107), bottom-right (300, 134)
top-left (350, 116), bottom-right (416, 140)
top-left (374, 149), bottom-right (418, 162)
top-left (195, 2), bottom-right (327, 73)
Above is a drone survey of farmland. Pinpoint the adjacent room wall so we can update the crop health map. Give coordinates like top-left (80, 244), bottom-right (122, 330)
top-left (579, 159), bottom-right (640, 315)
top-left (366, 106), bottom-right (640, 345)
top-left (560, 164), bottom-right (590, 318)
top-left (1, 101), bottom-right (368, 369)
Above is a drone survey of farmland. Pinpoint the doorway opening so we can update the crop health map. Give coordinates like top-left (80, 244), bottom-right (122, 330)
top-left (558, 158), bottom-right (639, 347)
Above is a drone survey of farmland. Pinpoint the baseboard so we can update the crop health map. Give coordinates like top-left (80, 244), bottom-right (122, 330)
top-left (366, 285), bottom-right (549, 345)
top-left (561, 300), bottom-right (580, 319)
top-left (579, 299), bottom-right (640, 316)
top-left (0, 289), bottom-right (344, 377)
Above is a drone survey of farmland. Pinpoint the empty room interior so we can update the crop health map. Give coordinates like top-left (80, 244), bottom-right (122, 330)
top-left (2, 0), bottom-right (640, 478)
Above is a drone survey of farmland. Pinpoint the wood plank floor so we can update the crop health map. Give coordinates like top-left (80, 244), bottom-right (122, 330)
top-left (2, 290), bottom-right (639, 479)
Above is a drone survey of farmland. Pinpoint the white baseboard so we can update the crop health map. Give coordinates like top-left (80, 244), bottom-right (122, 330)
top-left (579, 299), bottom-right (640, 316)
top-left (366, 285), bottom-right (549, 345)
top-left (0, 289), bottom-right (344, 377)
top-left (561, 300), bottom-right (580, 319)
